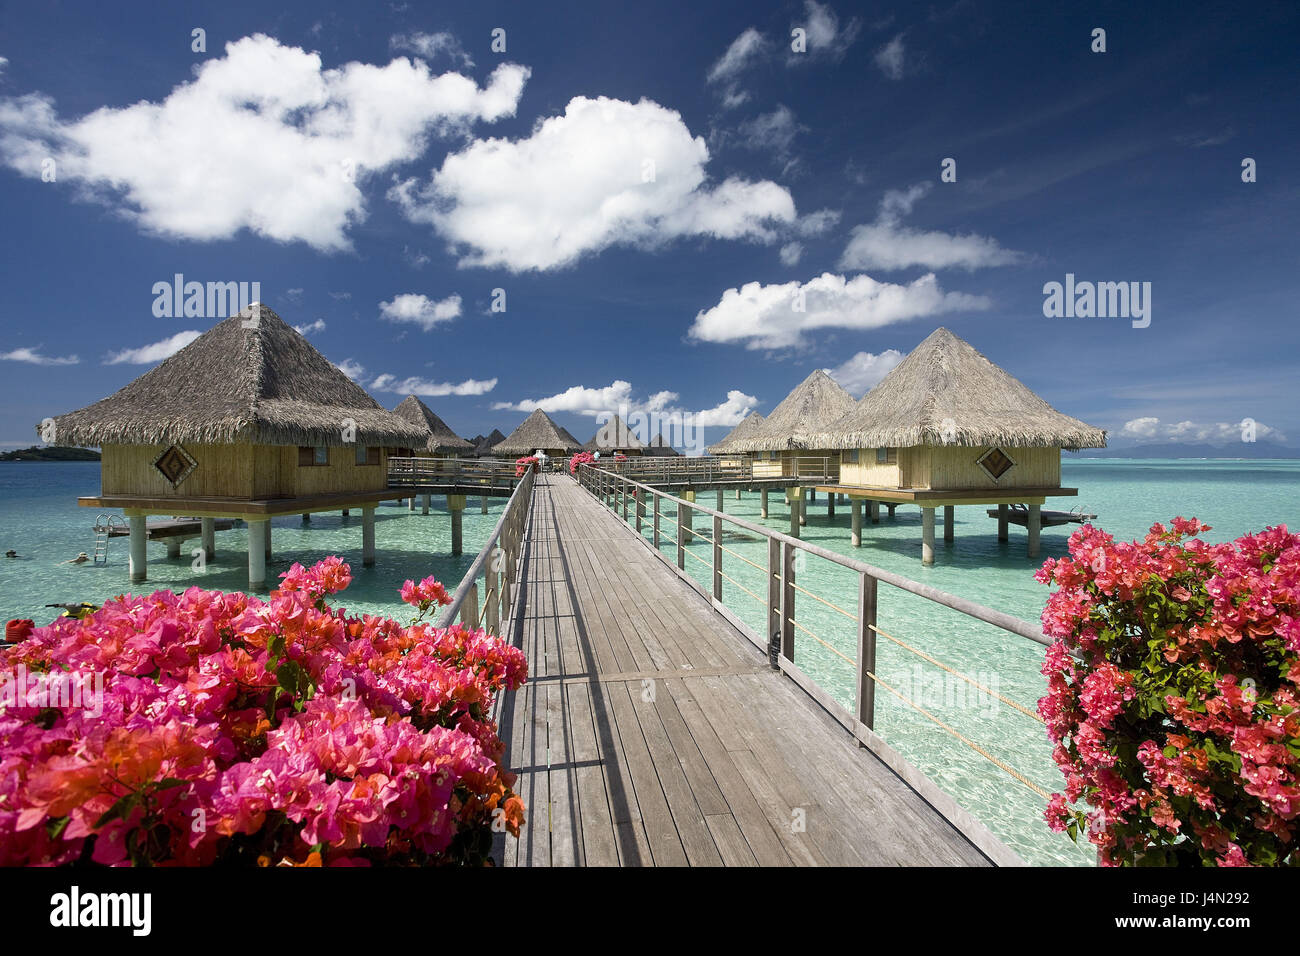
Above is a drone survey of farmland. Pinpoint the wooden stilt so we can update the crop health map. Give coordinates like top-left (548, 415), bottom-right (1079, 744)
top-left (944, 505), bottom-right (954, 544)
top-left (129, 515), bottom-right (147, 582)
top-left (786, 488), bottom-right (801, 538)
top-left (448, 495), bottom-right (466, 555)
top-left (761, 488), bottom-right (768, 518)
top-left (870, 501), bottom-right (880, 525)
top-left (362, 507), bottom-right (376, 567)
top-left (922, 507), bottom-right (935, 565)
top-left (800, 487), bottom-right (808, 526)
top-left (248, 519), bottom-right (267, 589)
top-left (201, 517), bottom-right (215, 560)
top-left (851, 500), bottom-right (862, 547)
top-left (998, 504), bottom-right (1009, 542)
top-left (1027, 504), bottom-right (1041, 558)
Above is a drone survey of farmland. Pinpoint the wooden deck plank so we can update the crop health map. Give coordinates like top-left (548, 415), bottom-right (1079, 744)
top-left (493, 475), bottom-right (998, 868)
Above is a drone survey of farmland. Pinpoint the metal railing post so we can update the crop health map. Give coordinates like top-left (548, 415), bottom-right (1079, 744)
top-left (767, 537), bottom-right (781, 667)
top-left (712, 514), bottom-right (723, 601)
top-left (653, 492), bottom-right (660, 549)
top-left (677, 501), bottom-right (686, 569)
top-left (781, 541), bottom-right (797, 662)
top-left (464, 581), bottom-right (480, 629)
top-left (856, 572), bottom-right (877, 729)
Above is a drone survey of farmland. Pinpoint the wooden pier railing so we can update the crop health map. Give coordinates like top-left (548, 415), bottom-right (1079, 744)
top-left (388, 456), bottom-right (520, 492)
top-left (436, 466), bottom-right (535, 632)
top-left (575, 464), bottom-right (1052, 809)
top-left (601, 454), bottom-right (838, 486)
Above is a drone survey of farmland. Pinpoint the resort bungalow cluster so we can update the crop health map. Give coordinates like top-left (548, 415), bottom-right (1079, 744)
top-left (46, 305), bottom-right (1104, 586)
top-left (711, 327), bottom-right (1106, 563)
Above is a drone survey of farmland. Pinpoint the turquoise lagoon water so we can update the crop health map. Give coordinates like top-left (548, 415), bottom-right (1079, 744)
top-left (0, 461), bottom-right (505, 625)
top-left (628, 459), bottom-right (1300, 867)
top-left (2, 459), bottom-right (1297, 866)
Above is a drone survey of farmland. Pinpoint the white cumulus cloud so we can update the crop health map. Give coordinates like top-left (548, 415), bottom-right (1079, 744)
top-left (391, 95), bottom-right (796, 271)
top-left (293, 319), bottom-right (326, 336)
top-left (1120, 417), bottom-right (1286, 444)
top-left (390, 31), bottom-right (474, 69)
top-left (0, 345), bottom-right (79, 366)
top-left (827, 349), bottom-right (904, 397)
top-left (370, 373), bottom-right (497, 397)
top-left (0, 34), bottom-right (529, 251)
top-left (793, 1), bottom-right (861, 62)
top-left (334, 358), bottom-right (366, 381)
top-left (689, 271), bottom-right (989, 350)
top-left (874, 35), bottom-right (906, 80)
top-left (492, 380), bottom-right (756, 429)
top-left (378, 293), bottom-right (462, 330)
top-left (104, 330), bottom-right (201, 365)
top-left (839, 183), bottom-right (1024, 272)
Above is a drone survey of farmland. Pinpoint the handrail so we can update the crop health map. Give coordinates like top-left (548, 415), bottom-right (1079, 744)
top-left (581, 465), bottom-right (1045, 645)
top-left (436, 466), bottom-right (535, 630)
top-left (388, 456), bottom-right (521, 490)
top-left (599, 454), bottom-right (840, 485)
top-left (575, 463), bottom-right (1053, 809)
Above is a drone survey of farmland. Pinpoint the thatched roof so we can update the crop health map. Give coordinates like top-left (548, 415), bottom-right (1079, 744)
top-left (494, 409), bottom-right (583, 454)
top-left (391, 395), bottom-right (474, 454)
top-left (729, 370), bottom-right (857, 452)
top-left (45, 304), bottom-right (426, 448)
top-left (808, 327), bottom-right (1108, 450)
top-left (707, 411), bottom-right (766, 455)
top-left (583, 414), bottom-right (646, 453)
top-left (645, 433), bottom-right (682, 457)
top-left (474, 428), bottom-right (507, 457)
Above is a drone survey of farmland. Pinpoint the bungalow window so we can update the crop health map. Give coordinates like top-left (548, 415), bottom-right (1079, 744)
top-left (875, 447), bottom-right (897, 464)
top-left (844, 449), bottom-right (859, 464)
top-left (298, 446), bottom-right (329, 467)
top-left (354, 445), bottom-right (380, 466)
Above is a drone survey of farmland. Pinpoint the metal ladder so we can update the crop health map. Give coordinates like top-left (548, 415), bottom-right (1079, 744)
top-left (92, 514), bottom-right (126, 564)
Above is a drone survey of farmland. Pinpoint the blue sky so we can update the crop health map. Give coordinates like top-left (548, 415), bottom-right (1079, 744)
top-left (0, 0), bottom-right (1296, 451)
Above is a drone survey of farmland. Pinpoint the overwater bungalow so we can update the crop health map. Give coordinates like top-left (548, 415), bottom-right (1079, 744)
top-left (583, 413), bottom-right (646, 457)
top-left (727, 369), bottom-right (857, 482)
top-left (808, 327), bottom-right (1107, 564)
top-left (706, 411), bottom-right (765, 468)
top-left (43, 304), bottom-right (426, 589)
top-left (391, 395), bottom-right (474, 458)
top-left (494, 409), bottom-right (583, 461)
top-left (644, 433), bottom-right (682, 457)
top-left (472, 428), bottom-right (507, 458)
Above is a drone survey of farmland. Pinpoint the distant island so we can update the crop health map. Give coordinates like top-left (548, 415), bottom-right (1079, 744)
top-left (0, 445), bottom-right (100, 461)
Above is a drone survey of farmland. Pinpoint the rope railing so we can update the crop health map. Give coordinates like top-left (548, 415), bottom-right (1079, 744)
top-left (576, 463), bottom-right (1053, 805)
top-left (436, 466), bottom-right (535, 632)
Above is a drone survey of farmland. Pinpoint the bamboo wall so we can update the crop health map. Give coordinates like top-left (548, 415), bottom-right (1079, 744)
top-left (100, 443), bottom-right (391, 500)
top-left (839, 445), bottom-right (1062, 490)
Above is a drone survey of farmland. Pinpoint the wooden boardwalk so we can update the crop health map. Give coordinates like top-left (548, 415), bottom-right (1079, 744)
top-left (492, 475), bottom-right (993, 867)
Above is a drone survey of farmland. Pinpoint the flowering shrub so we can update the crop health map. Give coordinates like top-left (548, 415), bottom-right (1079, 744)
top-left (0, 558), bottom-right (527, 866)
top-left (569, 451), bottom-right (595, 474)
top-left (1038, 519), bottom-right (1299, 866)
top-left (515, 456), bottom-right (539, 477)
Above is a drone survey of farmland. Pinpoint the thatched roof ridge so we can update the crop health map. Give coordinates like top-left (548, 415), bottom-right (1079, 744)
top-left (44, 304), bottom-right (426, 448)
top-left (729, 370), bottom-right (857, 452)
top-left (645, 433), bottom-right (682, 457)
top-left (391, 395), bottom-right (474, 453)
top-left (707, 411), bottom-right (766, 455)
top-left (583, 413), bottom-right (646, 452)
top-left (807, 327), bottom-right (1108, 450)
top-left (474, 428), bottom-right (507, 456)
top-left (494, 409), bottom-right (583, 454)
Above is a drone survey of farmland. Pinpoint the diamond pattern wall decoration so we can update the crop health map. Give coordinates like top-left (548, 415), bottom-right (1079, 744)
top-left (153, 444), bottom-right (198, 488)
top-left (976, 446), bottom-right (1016, 482)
